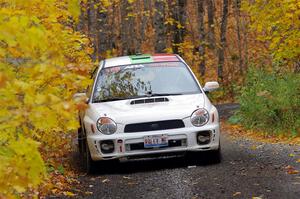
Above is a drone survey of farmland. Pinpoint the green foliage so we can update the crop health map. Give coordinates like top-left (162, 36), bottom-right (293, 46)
top-left (234, 67), bottom-right (300, 135)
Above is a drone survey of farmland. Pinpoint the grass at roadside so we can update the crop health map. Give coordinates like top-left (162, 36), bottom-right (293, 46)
top-left (221, 121), bottom-right (300, 146)
top-left (230, 68), bottom-right (300, 137)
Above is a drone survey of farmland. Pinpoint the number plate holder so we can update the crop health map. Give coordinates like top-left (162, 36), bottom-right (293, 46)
top-left (144, 135), bottom-right (168, 148)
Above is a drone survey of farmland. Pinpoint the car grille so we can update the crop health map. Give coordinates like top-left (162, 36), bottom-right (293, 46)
top-left (124, 120), bottom-right (185, 133)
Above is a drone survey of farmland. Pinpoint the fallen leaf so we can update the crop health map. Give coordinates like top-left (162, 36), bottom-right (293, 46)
top-left (285, 165), bottom-right (299, 174)
top-left (233, 192), bottom-right (241, 197)
top-left (257, 90), bottom-right (269, 97)
top-left (51, 189), bottom-right (58, 194)
top-left (102, 179), bottom-right (110, 183)
top-left (0, 73), bottom-right (7, 88)
top-left (253, 197), bottom-right (263, 199)
top-left (289, 153), bottom-right (295, 157)
top-left (123, 176), bottom-right (132, 180)
top-left (288, 170), bottom-right (299, 175)
top-left (76, 102), bottom-right (88, 111)
top-left (296, 159), bottom-right (300, 163)
top-left (63, 191), bottom-right (76, 197)
top-left (285, 165), bottom-right (293, 170)
top-left (85, 191), bottom-right (93, 195)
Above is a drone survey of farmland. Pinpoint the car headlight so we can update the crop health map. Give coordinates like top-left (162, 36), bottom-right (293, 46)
top-left (190, 108), bottom-right (209, 127)
top-left (96, 117), bottom-right (117, 135)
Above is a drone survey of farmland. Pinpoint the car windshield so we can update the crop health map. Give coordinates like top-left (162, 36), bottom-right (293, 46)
top-left (92, 62), bottom-right (201, 102)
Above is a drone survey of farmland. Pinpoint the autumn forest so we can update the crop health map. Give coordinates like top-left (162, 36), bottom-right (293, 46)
top-left (0, 0), bottom-right (299, 198)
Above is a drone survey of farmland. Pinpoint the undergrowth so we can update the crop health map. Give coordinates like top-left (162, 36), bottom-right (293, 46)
top-left (229, 68), bottom-right (300, 137)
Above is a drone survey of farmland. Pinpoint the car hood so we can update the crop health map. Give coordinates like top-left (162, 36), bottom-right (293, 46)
top-left (89, 94), bottom-right (206, 124)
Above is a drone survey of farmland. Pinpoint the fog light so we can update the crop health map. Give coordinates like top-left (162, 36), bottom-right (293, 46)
top-left (197, 135), bottom-right (210, 142)
top-left (197, 131), bottom-right (211, 145)
top-left (100, 140), bottom-right (114, 154)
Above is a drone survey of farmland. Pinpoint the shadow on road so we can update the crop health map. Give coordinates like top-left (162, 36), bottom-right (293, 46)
top-left (72, 151), bottom-right (221, 176)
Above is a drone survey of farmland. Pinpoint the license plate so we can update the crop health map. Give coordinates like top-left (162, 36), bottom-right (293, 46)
top-left (144, 135), bottom-right (168, 148)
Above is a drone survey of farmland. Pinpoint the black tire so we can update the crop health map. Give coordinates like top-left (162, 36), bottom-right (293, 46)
top-left (207, 144), bottom-right (222, 164)
top-left (82, 140), bottom-right (97, 174)
top-left (77, 126), bottom-right (84, 154)
top-left (185, 142), bottom-right (222, 165)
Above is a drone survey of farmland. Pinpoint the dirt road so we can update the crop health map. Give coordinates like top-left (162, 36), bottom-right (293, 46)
top-left (54, 104), bottom-right (300, 199)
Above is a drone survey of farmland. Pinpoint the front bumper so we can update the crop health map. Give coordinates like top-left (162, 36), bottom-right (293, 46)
top-left (87, 123), bottom-right (220, 161)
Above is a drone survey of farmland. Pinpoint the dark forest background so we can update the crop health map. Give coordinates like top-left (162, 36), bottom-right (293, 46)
top-left (76, 0), bottom-right (300, 134)
top-left (77, 0), bottom-right (254, 100)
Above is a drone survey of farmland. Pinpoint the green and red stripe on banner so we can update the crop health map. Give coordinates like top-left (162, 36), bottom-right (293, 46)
top-left (129, 54), bottom-right (179, 64)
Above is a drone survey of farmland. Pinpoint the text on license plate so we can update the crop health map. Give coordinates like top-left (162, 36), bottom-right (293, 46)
top-left (144, 135), bottom-right (168, 148)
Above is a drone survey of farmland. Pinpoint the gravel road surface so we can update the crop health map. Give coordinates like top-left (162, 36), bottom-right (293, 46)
top-left (54, 104), bottom-right (300, 199)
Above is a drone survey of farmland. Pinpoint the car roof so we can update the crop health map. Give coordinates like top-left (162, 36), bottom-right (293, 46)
top-left (103, 54), bottom-right (181, 68)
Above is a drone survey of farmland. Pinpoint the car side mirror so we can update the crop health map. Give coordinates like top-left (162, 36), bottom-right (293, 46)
top-left (203, 81), bottom-right (219, 93)
top-left (73, 93), bottom-right (89, 103)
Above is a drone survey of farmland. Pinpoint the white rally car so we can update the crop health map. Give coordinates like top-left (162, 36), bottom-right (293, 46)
top-left (75, 54), bottom-right (221, 173)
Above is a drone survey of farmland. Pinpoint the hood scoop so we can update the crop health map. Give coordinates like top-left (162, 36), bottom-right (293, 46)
top-left (130, 97), bottom-right (169, 105)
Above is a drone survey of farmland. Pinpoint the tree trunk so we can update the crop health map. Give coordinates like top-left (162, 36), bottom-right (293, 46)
top-left (97, 2), bottom-right (109, 60)
top-left (141, 0), bottom-right (151, 42)
top-left (295, 61), bottom-right (300, 73)
top-left (233, 0), bottom-right (243, 75)
top-left (154, 0), bottom-right (166, 53)
top-left (241, 11), bottom-right (249, 71)
top-left (217, 0), bottom-right (229, 81)
top-left (206, 0), bottom-right (215, 49)
top-left (172, 0), bottom-right (187, 54)
top-left (87, 0), bottom-right (98, 61)
top-left (120, 0), bottom-right (135, 55)
top-left (77, 1), bottom-right (88, 33)
top-left (110, 1), bottom-right (118, 52)
top-left (198, 0), bottom-right (205, 76)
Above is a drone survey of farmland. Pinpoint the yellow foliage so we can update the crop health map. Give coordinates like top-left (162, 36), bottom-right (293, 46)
top-left (0, 0), bottom-right (92, 197)
top-left (127, 0), bottom-right (136, 4)
top-left (0, 136), bottom-right (45, 194)
top-left (242, 0), bottom-right (300, 67)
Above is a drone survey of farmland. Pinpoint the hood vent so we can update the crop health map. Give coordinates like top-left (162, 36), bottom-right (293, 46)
top-left (130, 97), bottom-right (169, 105)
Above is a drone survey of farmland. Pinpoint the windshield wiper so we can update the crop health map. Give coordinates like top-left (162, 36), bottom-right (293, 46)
top-left (94, 97), bottom-right (127, 103)
top-left (143, 92), bottom-right (183, 97)
top-left (93, 93), bottom-right (183, 103)
top-left (151, 93), bottom-right (183, 96)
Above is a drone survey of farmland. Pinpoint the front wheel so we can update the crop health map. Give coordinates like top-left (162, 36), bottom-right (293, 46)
top-left (82, 140), bottom-right (97, 174)
top-left (185, 143), bottom-right (222, 165)
top-left (207, 144), bottom-right (222, 164)
top-left (78, 126), bottom-right (84, 154)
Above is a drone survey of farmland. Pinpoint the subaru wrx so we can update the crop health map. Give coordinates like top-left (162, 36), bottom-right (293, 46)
top-left (75, 54), bottom-right (221, 173)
